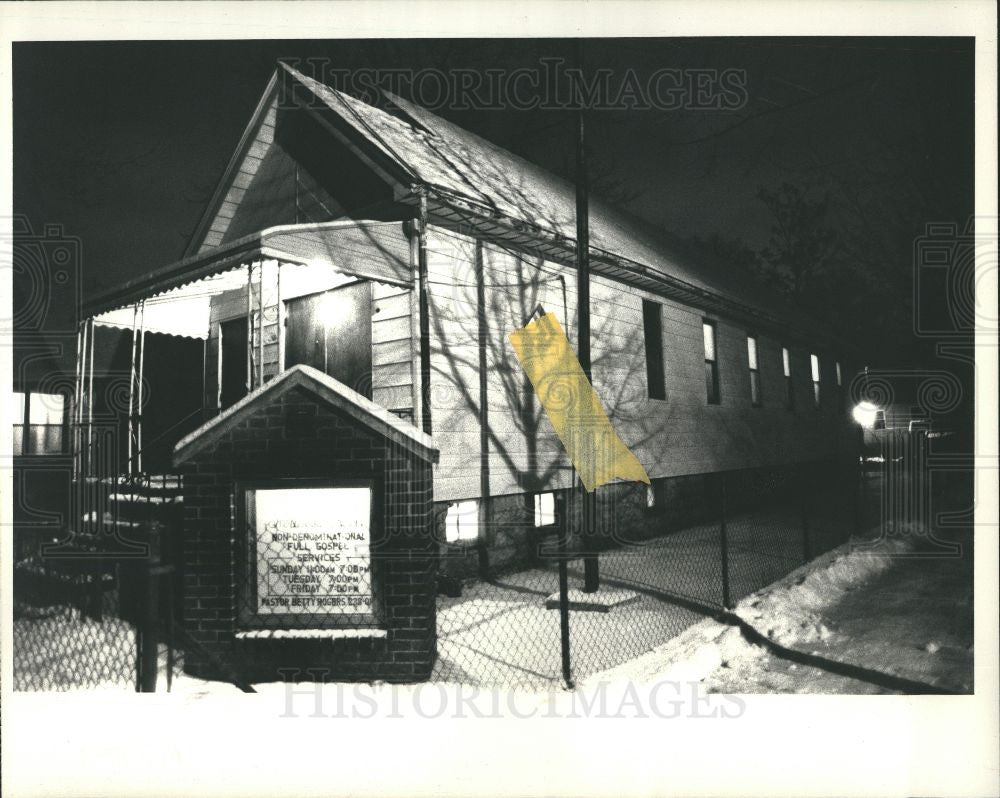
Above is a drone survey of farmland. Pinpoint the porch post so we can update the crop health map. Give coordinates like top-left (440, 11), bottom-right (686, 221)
top-left (73, 321), bottom-right (84, 481)
top-left (136, 300), bottom-right (147, 473)
top-left (128, 303), bottom-right (139, 474)
top-left (276, 261), bottom-right (285, 375)
top-left (245, 263), bottom-right (254, 392)
top-left (86, 317), bottom-right (95, 479)
top-left (257, 263), bottom-right (265, 383)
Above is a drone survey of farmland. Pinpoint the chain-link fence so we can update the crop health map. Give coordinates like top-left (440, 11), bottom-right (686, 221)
top-left (13, 554), bottom-right (185, 692)
top-left (15, 458), bottom-right (859, 692)
top-left (433, 456), bottom-right (860, 688)
top-left (12, 473), bottom-right (185, 692)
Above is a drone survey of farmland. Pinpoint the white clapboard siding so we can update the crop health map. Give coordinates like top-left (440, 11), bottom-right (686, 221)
top-left (371, 281), bottom-right (415, 413)
top-left (425, 224), bottom-right (852, 503)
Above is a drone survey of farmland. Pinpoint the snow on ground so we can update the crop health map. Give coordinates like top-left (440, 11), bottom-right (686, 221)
top-left (431, 495), bottom-right (846, 688)
top-left (582, 530), bottom-right (974, 694)
top-left (14, 493), bottom-right (854, 694)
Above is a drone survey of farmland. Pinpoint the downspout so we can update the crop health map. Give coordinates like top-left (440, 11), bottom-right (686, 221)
top-left (416, 188), bottom-right (433, 437)
top-left (475, 240), bottom-right (491, 578)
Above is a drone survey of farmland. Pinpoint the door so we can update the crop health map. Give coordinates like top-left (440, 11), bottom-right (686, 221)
top-left (284, 282), bottom-right (372, 397)
top-left (220, 317), bottom-right (249, 410)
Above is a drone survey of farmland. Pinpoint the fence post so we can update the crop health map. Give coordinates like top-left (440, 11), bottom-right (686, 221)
top-left (138, 526), bottom-right (160, 693)
top-left (719, 472), bottom-right (731, 610)
top-left (138, 570), bottom-right (159, 692)
top-left (165, 573), bottom-right (174, 693)
top-left (801, 465), bottom-right (812, 562)
top-left (558, 499), bottom-right (573, 689)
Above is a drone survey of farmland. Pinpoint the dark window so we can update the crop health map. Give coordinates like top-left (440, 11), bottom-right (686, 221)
top-left (747, 335), bottom-right (762, 407)
top-left (284, 282), bottom-right (373, 397)
top-left (811, 353), bottom-right (821, 408)
top-left (220, 316), bottom-right (249, 410)
top-left (642, 300), bottom-right (666, 400)
top-left (782, 346), bottom-right (794, 410)
top-left (703, 320), bottom-right (720, 404)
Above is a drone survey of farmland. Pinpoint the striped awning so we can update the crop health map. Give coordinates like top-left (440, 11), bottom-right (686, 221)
top-left (82, 220), bottom-right (413, 320)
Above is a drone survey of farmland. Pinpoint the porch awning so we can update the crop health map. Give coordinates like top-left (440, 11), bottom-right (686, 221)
top-left (82, 220), bottom-right (414, 320)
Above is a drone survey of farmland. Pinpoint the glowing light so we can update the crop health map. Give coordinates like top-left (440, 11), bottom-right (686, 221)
top-left (321, 290), bottom-right (350, 327)
top-left (852, 400), bottom-right (880, 428)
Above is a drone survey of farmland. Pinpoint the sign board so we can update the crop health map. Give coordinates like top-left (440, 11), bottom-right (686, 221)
top-left (252, 486), bottom-right (373, 617)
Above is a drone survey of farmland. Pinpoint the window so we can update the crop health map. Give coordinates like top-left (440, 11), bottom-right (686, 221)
top-left (534, 492), bottom-right (556, 527)
top-left (836, 361), bottom-right (843, 388)
top-left (445, 499), bottom-right (479, 542)
top-left (811, 354), bottom-right (821, 408)
top-left (13, 391), bottom-right (67, 455)
top-left (747, 335), bottom-right (762, 407)
top-left (782, 346), bottom-right (794, 410)
top-left (642, 300), bottom-right (666, 400)
top-left (703, 320), bottom-right (720, 404)
top-left (645, 483), bottom-right (656, 509)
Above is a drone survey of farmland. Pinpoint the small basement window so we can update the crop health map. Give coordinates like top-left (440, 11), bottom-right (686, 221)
top-left (445, 499), bottom-right (479, 543)
top-left (534, 492), bottom-right (556, 527)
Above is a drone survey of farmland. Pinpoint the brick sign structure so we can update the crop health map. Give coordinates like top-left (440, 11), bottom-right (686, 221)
top-left (173, 365), bottom-right (439, 684)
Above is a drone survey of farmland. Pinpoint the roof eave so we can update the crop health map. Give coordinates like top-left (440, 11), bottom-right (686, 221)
top-left (173, 364), bottom-right (438, 467)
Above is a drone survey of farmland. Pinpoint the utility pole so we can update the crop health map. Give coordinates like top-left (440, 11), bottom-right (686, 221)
top-left (575, 42), bottom-right (600, 593)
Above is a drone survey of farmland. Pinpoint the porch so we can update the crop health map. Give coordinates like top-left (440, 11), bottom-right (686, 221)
top-left (63, 219), bottom-right (417, 558)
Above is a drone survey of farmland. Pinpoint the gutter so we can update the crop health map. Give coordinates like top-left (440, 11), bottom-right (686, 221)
top-left (415, 183), bottom-right (831, 347)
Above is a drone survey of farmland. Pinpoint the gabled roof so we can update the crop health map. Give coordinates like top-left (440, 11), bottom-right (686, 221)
top-left (173, 364), bottom-right (438, 466)
top-left (88, 62), bottom-right (818, 339)
top-left (279, 63), bottom-right (795, 327)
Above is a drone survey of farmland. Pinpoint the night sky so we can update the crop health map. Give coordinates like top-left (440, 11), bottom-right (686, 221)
top-left (13, 37), bottom-right (975, 377)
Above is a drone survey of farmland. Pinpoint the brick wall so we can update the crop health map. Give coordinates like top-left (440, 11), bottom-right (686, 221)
top-left (180, 384), bottom-right (437, 683)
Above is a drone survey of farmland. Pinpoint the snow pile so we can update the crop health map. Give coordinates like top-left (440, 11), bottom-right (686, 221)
top-left (733, 538), bottom-right (913, 647)
top-left (581, 537), bottom-right (917, 692)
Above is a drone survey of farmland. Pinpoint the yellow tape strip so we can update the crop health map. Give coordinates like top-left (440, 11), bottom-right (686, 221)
top-left (508, 311), bottom-right (651, 493)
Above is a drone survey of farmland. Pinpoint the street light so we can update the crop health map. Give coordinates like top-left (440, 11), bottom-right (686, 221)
top-left (852, 399), bottom-right (880, 429)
